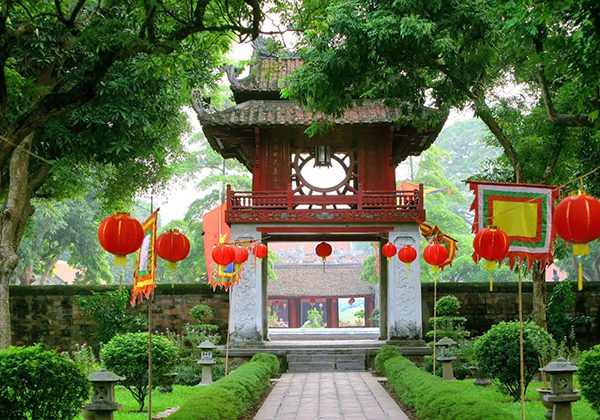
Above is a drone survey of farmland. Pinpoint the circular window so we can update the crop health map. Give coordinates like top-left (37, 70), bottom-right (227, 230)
top-left (294, 153), bottom-right (353, 193)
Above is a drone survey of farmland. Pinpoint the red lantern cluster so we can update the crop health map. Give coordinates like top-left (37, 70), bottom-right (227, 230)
top-left (554, 192), bottom-right (600, 290)
top-left (212, 244), bottom-right (235, 266)
top-left (473, 227), bottom-right (510, 292)
top-left (156, 229), bottom-right (191, 270)
top-left (98, 212), bottom-right (144, 267)
top-left (234, 246), bottom-right (249, 265)
top-left (382, 242), bottom-right (397, 260)
top-left (398, 245), bottom-right (417, 268)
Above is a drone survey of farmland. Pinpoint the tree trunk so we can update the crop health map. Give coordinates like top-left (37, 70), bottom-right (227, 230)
top-left (19, 265), bottom-right (34, 286)
top-left (0, 134), bottom-right (33, 348)
top-left (531, 264), bottom-right (548, 330)
top-left (41, 255), bottom-right (60, 285)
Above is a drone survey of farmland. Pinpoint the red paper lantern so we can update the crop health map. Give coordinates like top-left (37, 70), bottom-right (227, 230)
top-left (423, 243), bottom-right (449, 272)
top-left (397, 245), bottom-right (417, 267)
top-left (98, 212), bottom-right (144, 267)
top-left (156, 229), bottom-right (191, 269)
top-left (315, 241), bottom-right (332, 259)
top-left (273, 300), bottom-right (280, 308)
top-left (234, 246), bottom-right (249, 264)
top-left (554, 192), bottom-right (600, 291)
top-left (473, 227), bottom-right (510, 291)
top-left (382, 242), bottom-right (397, 260)
top-left (212, 244), bottom-right (235, 266)
top-left (348, 297), bottom-right (356, 305)
top-left (253, 243), bottom-right (268, 259)
top-left (554, 192), bottom-right (600, 255)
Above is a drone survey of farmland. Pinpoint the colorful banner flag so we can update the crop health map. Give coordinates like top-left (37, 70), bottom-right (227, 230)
top-left (468, 181), bottom-right (558, 270)
top-left (418, 221), bottom-right (458, 268)
top-left (131, 210), bottom-right (158, 306)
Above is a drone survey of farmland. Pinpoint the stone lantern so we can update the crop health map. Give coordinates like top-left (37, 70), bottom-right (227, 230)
top-left (83, 369), bottom-right (124, 420)
top-left (436, 337), bottom-right (457, 380)
top-left (197, 340), bottom-right (217, 386)
top-left (541, 358), bottom-right (580, 420)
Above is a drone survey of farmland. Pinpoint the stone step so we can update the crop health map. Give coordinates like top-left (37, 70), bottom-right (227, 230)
top-left (286, 351), bottom-right (366, 372)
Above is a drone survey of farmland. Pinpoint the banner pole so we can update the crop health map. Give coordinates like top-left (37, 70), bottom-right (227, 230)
top-left (518, 265), bottom-right (525, 420)
top-left (225, 286), bottom-right (232, 375)
top-left (148, 196), bottom-right (154, 420)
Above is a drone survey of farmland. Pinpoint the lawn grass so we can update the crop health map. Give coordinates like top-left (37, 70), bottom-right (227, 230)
top-left (77, 385), bottom-right (201, 420)
top-left (451, 379), bottom-right (598, 420)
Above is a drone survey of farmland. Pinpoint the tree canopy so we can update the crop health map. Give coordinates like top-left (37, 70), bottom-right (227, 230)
top-left (0, 0), bottom-right (264, 347)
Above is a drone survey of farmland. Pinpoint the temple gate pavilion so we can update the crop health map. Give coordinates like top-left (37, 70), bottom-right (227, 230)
top-left (192, 39), bottom-right (447, 345)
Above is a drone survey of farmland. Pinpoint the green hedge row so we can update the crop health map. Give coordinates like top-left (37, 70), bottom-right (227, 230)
top-left (170, 353), bottom-right (280, 420)
top-left (384, 355), bottom-right (513, 420)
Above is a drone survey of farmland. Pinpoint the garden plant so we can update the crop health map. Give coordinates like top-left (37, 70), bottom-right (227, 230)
top-left (0, 345), bottom-right (89, 419)
top-left (101, 332), bottom-right (178, 411)
top-left (577, 344), bottom-right (600, 416)
top-left (474, 321), bottom-right (555, 400)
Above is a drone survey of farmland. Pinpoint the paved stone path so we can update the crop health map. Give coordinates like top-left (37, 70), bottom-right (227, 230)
top-left (254, 372), bottom-right (409, 420)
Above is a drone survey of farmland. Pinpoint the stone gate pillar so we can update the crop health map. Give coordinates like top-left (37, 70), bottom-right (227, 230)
top-left (229, 224), bottom-right (263, 343)
top-left (387, 224), bottom-right (422, 339)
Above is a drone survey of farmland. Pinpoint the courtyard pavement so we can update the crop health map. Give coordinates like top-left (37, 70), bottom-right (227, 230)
top-left (254, 372), bottom-right (410, 420)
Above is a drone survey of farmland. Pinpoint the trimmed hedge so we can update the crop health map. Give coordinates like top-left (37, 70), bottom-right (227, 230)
top-left (170, 353), bottom-right (280, 420)
top-left (384, 355), bottom-right (513, 420)
top-left (374, 344), bottom-right (402, 376)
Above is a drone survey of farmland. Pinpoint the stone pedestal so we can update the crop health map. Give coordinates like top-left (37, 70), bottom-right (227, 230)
top-left (387, 225), bottom-right (422, 340)
top-left (229, 224), bottom-right (264, 344)
top-left (438, 356), bottom-right (456, 380)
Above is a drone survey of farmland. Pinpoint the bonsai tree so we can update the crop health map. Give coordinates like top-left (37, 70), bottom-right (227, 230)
top-left (101, 332), bottom-right (177, 411)
top-left (474, 321), bottom-right (555, 400)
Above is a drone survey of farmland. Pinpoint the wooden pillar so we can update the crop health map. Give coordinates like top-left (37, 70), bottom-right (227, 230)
top-left (262, 251), bottom-right (268, 340)
top-left (365, 296), bottom-right (374, 327)
top-left (328, 298), bottom-right (338, 328)
top-left (289, 298), bottom-right (298, 328)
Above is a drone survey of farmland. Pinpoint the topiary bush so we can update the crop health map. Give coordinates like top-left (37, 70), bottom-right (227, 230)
top-left (578, 344), bottom-right (600, 415)
top-left (0, 345), bottom-right (89, 419)
top-left (375, 344), bottom-right (402, 376)
top-left (474, 321), bottom-right (555, 401)
top-left (190, 304), bottom-right (214, 323)
top-left (101, 332), bottom-right (178, 411)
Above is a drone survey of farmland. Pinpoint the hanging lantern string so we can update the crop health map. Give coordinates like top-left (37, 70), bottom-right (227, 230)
top-left (463, 163), bottom-right (600, 226)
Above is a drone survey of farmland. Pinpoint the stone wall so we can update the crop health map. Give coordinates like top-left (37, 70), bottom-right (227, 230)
top-left (422, 282), bottom-right (600, 347)
top-left (9, 281), bottom-right (600, 350)
top-left (10, 284), bottom-right (228, 350)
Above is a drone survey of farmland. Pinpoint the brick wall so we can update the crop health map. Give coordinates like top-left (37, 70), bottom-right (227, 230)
top-left (422, 282), bottom-right (600, 347)
top-left (10, 284), bottom-right (228, 350)
top-left (10, 281), bottom-right (600, 350)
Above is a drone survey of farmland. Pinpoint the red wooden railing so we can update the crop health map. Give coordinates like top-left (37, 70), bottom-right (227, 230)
top-left (226, 184), bottom-right (423, 212)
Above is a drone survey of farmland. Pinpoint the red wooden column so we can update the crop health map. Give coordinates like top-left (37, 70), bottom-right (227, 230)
top-left (327, 298), bottom-right (339, 328)
top-left (365, 296), bottom-right (375, 327)
top-left (289, 298), bottom-right (298, 328)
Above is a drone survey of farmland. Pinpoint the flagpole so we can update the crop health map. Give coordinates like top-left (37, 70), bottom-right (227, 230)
top-left (148, 196), bottom-right (154, 420)
top-left (518, 264), bottom-right (525, 420)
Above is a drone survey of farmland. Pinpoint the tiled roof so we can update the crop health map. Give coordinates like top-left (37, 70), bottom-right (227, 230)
top-left (268, 265), bottom-right (375, 297)
top-left (197, 99), bottom-right (436, 127)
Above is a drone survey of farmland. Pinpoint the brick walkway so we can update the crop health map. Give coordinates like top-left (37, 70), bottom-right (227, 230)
top-left (254, 372), bottom-right (409, 420)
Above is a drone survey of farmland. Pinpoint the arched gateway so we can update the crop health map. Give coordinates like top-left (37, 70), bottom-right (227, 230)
top-left (193, 40), bottom-right (447, 347)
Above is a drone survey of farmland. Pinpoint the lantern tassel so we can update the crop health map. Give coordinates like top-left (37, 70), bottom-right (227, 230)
top-left (167, 261), bottom-right (177, 270)
top-left (405, 262), bottom-right (411, 278)
top-left (485, 260), bottom-right (496, 292)
top-left (114, 255), bottom-right (127, 267)
top-left (489, 272), bottom-right (494, 292)
top-left (171, 273), bottom-right (175, 289)
top-left (119, 270), bottom-right (123, 290)
top-left (578, 259), bottom-right (583, 292)
top-left (322, 257), bottom-right (326, 273)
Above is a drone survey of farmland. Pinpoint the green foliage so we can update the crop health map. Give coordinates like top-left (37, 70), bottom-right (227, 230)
top-left (66, 343), bottom-right (100, 378)
top-left (547, 280), bottom-right (592, 343)
top-left (384, 355), bottom-right (512, 419)
top-left (101, 332), bottom-right (178, 412)
top-left (435, 295), bottom-right (461, 316)
top-left (360, 254), bottom-right (378, 285)
top-left (190, 304), bottom-right (214, 323)
top-left (304, 307), bottom-right (325, 328)
top-left (0, 345), bottom-right (89, 419)
top-left (578, 344), bottom-right (600, 415)
top-left (374, 344), bottom-right (402, 376)
top-left (474, 321), bottom-right (555, 401)
top-left (369, 308), bottom-right (380, 327)
top-left (75, 289), bottom-right (147, 348)
top-left (170, 353), bottom-right (280, 420)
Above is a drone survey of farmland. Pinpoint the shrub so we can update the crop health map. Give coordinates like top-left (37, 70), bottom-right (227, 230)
top-left (0, 345), bottom-right (89, 419)
top-left (374, 344), bottom-right (402, 376)
top-left (578, 344), bottom-right (600, 415)
top-left (75, 289), bottom-right (147, 347)
top-left (547, 280), bottom-right (592, 344)
top-left (426, 294), bottom-right (469, 342)
top-left (101, 332), bottom-right (178, 411)
top-left (436, 295), bottom-right (461, 316)
top-left (171, 352), bottom-right (280, 420)
top-left (384, 355), bottom-right (512, 420)
top-left (474, 321), bottom-right (555, 400)
top-left (190, 304), bottom-right (214, 322)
